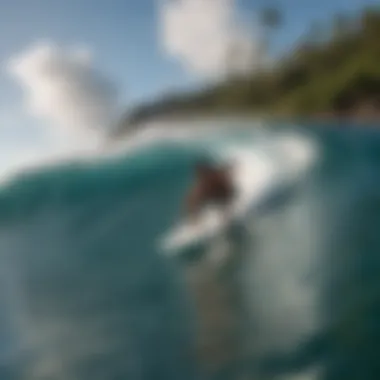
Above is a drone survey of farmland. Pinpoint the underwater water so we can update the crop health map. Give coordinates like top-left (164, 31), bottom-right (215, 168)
top-left (0, 120), bottom-right (380, 380)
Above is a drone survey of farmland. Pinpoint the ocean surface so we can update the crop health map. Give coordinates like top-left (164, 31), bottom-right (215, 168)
top-left (0, 119), bottom-right (380, 380)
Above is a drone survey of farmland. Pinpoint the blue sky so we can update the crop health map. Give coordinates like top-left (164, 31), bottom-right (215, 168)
top-left (0, 0), bottom-right (378, 175)
top-left (1, 0), bottom-right (378, 106)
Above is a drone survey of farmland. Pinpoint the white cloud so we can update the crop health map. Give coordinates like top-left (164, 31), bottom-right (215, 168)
top-left (6, 41), bottom-right (119, 138)
top-left (160, 0), bottom-right (261, 79)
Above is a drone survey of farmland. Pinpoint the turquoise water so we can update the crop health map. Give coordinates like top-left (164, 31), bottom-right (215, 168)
top-left (0, 121), bottom-right (380, 380)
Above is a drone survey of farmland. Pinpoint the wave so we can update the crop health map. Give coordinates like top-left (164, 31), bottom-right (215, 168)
top-left (0, 121), bottom-right (379, 380)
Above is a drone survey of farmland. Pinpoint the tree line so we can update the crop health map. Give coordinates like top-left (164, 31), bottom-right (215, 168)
top-left (120, 6), bottom-right (380, 130)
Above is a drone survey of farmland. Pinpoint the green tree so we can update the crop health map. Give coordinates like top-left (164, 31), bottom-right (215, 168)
top-left (118, 5), bottom-right (380, 130)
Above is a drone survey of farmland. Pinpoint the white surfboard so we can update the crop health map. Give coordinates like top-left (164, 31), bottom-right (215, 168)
top-left (159, 136), bottom-right (316, 256)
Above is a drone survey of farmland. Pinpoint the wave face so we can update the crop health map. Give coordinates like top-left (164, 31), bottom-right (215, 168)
top-left (0, 121), bottom-right (380, 380)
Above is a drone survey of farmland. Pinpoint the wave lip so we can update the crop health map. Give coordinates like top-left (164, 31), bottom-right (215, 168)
top-left (161, 131), bottom-right (318, 254)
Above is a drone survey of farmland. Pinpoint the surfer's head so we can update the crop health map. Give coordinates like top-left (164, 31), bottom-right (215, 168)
top-left (187, 158), bottom-right (235, 217)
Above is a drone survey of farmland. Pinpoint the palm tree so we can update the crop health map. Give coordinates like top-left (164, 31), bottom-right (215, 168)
top-left (258, 6), bottom-right (282, 69)
top-left (225, 4), bottom-right (283, 77)
top-left (260, 6), bottom-right (282, 30)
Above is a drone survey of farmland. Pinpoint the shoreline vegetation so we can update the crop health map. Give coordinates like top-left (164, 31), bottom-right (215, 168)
top-left (117, 6), bottom-right (380, 134)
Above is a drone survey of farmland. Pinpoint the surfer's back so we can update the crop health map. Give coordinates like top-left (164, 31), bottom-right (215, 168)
top-left (186, 162), bottom-right (235, 217)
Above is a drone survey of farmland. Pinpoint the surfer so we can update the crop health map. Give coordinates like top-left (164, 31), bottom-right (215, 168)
top-left (185, 160), bottom-right (235, 221)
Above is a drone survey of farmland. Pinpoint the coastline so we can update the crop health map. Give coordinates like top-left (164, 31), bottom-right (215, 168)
top-left (114, 109), bottom-right (380, 138)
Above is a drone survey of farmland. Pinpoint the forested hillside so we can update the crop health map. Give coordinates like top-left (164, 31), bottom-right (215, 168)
top-left (120, 6), bottom-right (380, 129)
